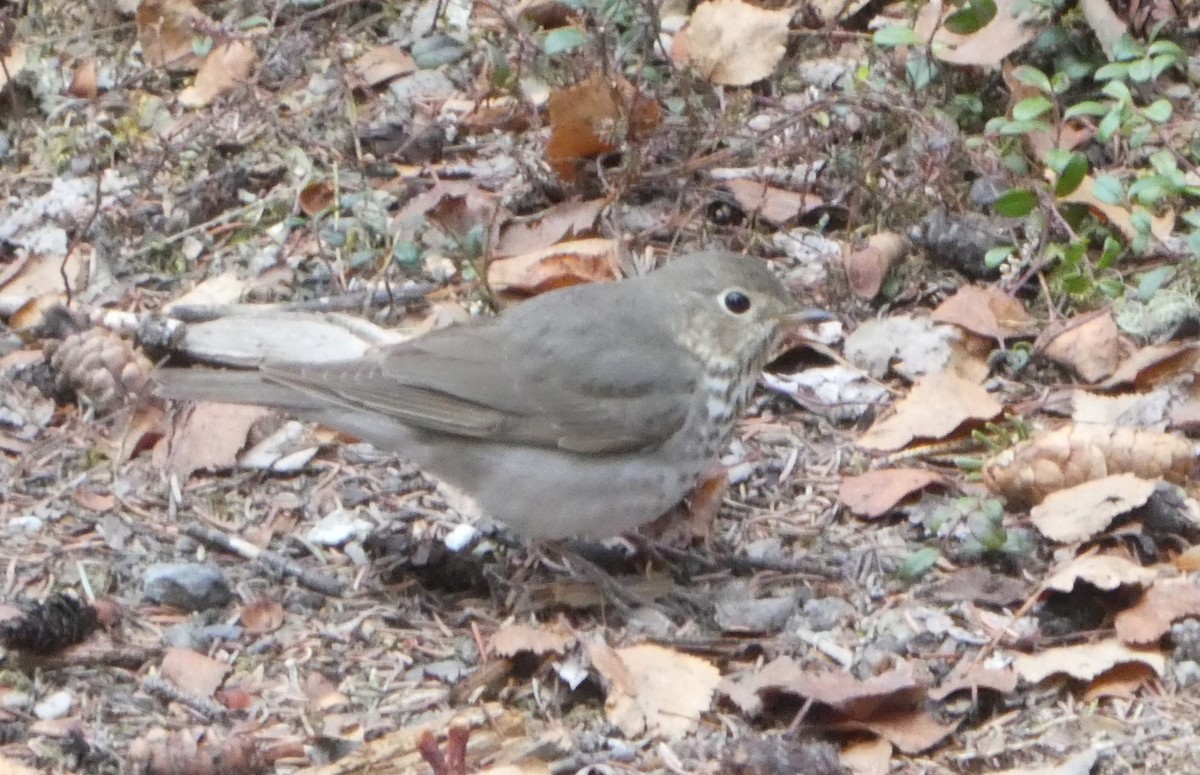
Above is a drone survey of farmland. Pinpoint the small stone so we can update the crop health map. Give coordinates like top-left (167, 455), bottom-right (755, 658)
top-left (143, 563), bottom-right (233, 612)
top-left (7, 516), bottom-right (43, 535)
top-left (33, 689), bottom-right (73, 720)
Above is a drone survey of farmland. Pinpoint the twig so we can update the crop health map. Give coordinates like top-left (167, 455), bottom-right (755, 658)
top-left (183, 522), bottom-right (346, 597)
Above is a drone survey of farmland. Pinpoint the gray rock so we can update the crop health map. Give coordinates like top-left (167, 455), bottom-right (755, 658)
top-left (143, 563), bottom-right (233, 612)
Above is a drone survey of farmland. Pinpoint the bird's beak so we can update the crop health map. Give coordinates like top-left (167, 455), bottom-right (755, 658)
top-left (786, 308), bottom-right (834, 325)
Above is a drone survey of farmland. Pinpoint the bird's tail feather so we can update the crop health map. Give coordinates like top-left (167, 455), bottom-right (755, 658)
top-left (155, 369), bottom-right (322, 411)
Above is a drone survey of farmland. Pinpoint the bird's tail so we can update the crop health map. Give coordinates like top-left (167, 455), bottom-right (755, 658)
top-left (154, 368), bottom-right (323, 411)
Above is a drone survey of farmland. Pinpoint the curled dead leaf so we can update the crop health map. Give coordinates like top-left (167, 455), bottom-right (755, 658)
top-left (677, 0), bottom-right (791, 86)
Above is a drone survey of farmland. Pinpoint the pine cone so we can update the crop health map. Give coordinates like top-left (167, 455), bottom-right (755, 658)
top-left (47, 328), bottom-right (153, 413)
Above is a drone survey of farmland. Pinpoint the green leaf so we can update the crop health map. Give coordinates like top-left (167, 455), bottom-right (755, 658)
top-left (542, 27), bottom-right (589, 55)
top-left (1151, 54), bottom-right (1177, 80)
top-left (1063, 100), bottom-right (1109, 119)
top-left (1112, 34), bottom-right (1144, 62)
top-left (1148, 39), bottom-right (1185, 60)
top-left (1101, 80), bottom-right (1132, 102)
top-left (1128, 57), bottom-right (1155, 83)
top-left (984, 246), bottom-right (1014, 268)
top-left (1012, 65), bottom-right (1053, 94)
top-left (1096, 236), bottom-right (1122, 270)
top-left (1012, 95), bottom-right (1053, 121)
top-left (1130, 207), bottom-right (1153, 235)
top-left (1129, 175), bottom-right (1172, 205)
top-left (1149, 150), bottom-right (1177, 176)
top-left (1094, 62), bottom-right (1128, 82)
top-left (994, 188), bottom-right (1038, 217)
top-left (944, 0), bottom-right (996, 33)
top-left (1049, 71), bottom-right (1072, 94)
top-left (1045, 148), bottom-right (1073, 172)
top-left (998, 119), bottom-right (1052, 135)
top-left (1188, 230), bottom-right (1200, 258)
top-left (1096, 277), bottom-right (1125, 299)
top-left (1054, 152), bottom-right (1088, 197)
top-left (873, 26), bottom-right (923, 47)
top-left (1142, 98), bottom-right (1173, 123)
top-left (1092, 175), bottom-right (1125, 205)
top-left (1060, 275), bottom-right (1092, 296)
top-left (1097, 110), bottom-right (1122, 143)
top-left (898, 547), bottom-right (940, 581)
top-left (192, 35), bottom-right (214, 57)
top-left (238, 15), bottom-right (271, 28)
top-left (1137, 266), bottom-right (1175, 300)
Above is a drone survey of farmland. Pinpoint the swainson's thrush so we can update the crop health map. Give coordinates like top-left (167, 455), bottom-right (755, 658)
top-left (157, 251), bottom-right (828, 538)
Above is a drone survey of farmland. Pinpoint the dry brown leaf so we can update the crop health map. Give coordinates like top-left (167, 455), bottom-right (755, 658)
top-left (838, 468), bottom-right (949, 519)
top-left (1097, 341), bottom-right (1200, 390)
top-left (1042, 553), bottom-right (1167, 594)
top-left (927, 661), bottom-right (1017, 701)
top-left (1080, 0), bottom-right (1128, 59)
top-left (1039, 311), bottom-right (1131, 383)
top-left (1013, 639), bottom-right (1165, 683)
top-left (0, 41), bottom-right (26, 91)
top-left (487, 238), bottom-right (622, 295)
top-left (1083, 661), bottom-right (1156, 701)
top-left (593, 644), bottom-right (719, 741)
top-left (136, 0), bottom-right (207, 70)
top-left (393, 181), bottom-right (503, 243)
top-left (161, 402), bottom-right (271, 479)
top-left (983, 424), bottom-right (1195, 506)
top-left (303, 671), bottom-right (348, 709)
top-left (857, 371), bottom-right (1003, 451)
top-left (494, 198), bottom-right (607, 257)
top-left (677, 0), bottom-right (790, 86)
top-left (724, 179), bottom-right (823, 227)
top-left (1114, 577), bottom-right (1200, 644)
top-left (159, 647), bottom-right (230, 697)
top-left (1029, 474), bottom-right (1158, 543)
top-left (490, 624), bottom-right (573, 657)
top-left (989, 749), bottom-right (1099, 775)
top-left (546, 72), bottom-right (660, 183)
top-left (914, 0), bottom-right (1038, 67)
top-left (839, 736), bottom-right (892, 775)
top-left (298, 181), bottom-right (335, 216)
top-left (839, 708), bottom-right (960, 755)
top-left (930, 285), bottom-right (1036, 341)
top-left (1058, 174), bottom-right (1174, 241)
top-left (0, 250), bottom-right (87, 310)
top-left (352, 45), bottom-right (416, 86)
top-left (69, 58), bottom-right (98, 99)
top-left (843, 232), bottom-right (906, 300)
top-left (0, 754), bottom-right (42, 775)
top-left (179, 40), bottom-right (256, 108)
top-left (239, 598), bottom-right (285, 634)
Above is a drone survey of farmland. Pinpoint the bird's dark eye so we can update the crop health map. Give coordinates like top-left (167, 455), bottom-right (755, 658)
top-left (723, 291), bottom-right (751, 314)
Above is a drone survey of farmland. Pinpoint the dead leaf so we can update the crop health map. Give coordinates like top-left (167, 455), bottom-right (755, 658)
top-left (990, 749), bottom-right (1099, 775)
top-left (494, 198), bottom-right (607, 257)
top-left (303, 672), bottom-right (349, 710)
top-left (69, 58), bottom-right (98, 99)
top-left (136, 0), bottom-right (207, 71)
top-left (1114, 577), bottom-right (1200, 644)
top-left (838, 468), bottom-right (949, 519)
top-left (179, 40), bottom-right (256, 108)
top-left (857, 371), bottom-right (1003, 451)
top-left (353, 45), bottom-right (416, 87)
top-left (159, 647), bottom-right (230, 697)
top-left (487, 238), bottom-right (622, 295)
top-left (843, 232), bottom-right (906, 300)
top-left (915, 0), bottom-right (1039, 67)
top-left (546, 72), bottom-right (661, 183)
top-left (1080, 0), bottom-right (1127, 58)
top-left (239, 598), bottom-right (284, 634)
top-left (840, 736), bottom-right (892, 775)
top-left (1083, 661), bottom-right (1156, 701)
top-left (1029, 474), bottom-right (1158, 543)
top-left (490, 624), bottom-right (573, 657)
top-left (1042, 553), bottom-right (1167, 594)
top-left (298, 181), bottom-right (335, 216)
top-left (1013, 639), bottom-right (1164, 683)
top-left (931, 285), bottom-right (1037, 341)
top-left (928, 567), bottom-right (1031, 607)
top-left (1058, 173), bottom-right (1174, 242)
top-left (724, 179), bottom-right (823, 227)
top-left (677, 0), bottom-right (791, 86)
top-left (928, 661), bottom-right (1017, 701)
top-left (1069, 388), bottom-right (1170, 428)
top-left (1096, 342), bottom-right (1200, 391)
top-left (592, 644), bottom-right (719, 740)
top-left (839, 707), bottom-right (960, 755)
top-left (162, 402), bottom-right (271, 479)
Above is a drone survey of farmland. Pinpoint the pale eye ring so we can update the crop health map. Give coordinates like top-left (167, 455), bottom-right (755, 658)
top-left (723, 290), bottom-right (751, 314)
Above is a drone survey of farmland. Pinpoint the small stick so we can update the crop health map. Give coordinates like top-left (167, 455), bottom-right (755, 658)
top-left (183, 523), bottom-right (346, 597)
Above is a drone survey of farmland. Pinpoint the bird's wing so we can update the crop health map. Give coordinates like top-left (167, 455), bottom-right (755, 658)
top-left (261, 313), bottom-right (697, 454)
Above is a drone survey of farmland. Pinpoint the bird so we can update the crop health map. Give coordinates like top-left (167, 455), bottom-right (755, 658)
top-left (156, 251), bottom-right (829, 539)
